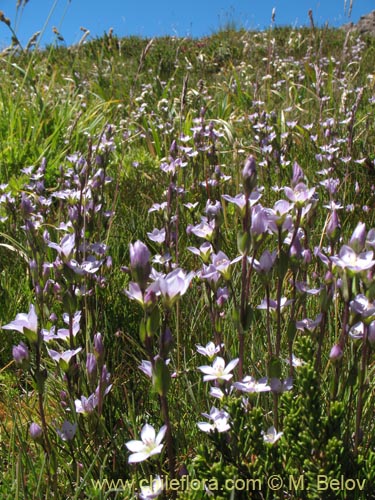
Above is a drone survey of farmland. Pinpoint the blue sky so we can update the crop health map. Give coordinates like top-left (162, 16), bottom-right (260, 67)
top-left (0, 0), bottom-right (374, 48)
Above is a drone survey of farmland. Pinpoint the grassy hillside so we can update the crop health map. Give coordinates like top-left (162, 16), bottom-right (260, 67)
top-left (1, 24), bottom-right (375, 499)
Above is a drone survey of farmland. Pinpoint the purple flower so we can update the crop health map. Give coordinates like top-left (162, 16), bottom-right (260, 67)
top-left (49, 233), bottom-right (76, 259)
top-left (151, 268), bottom-right (194, 307)
top-left (147, 228), bottom-right (166, 244)
top-left (222, 190), bottom-right (262, 213)
top-left (47, 347), bottom-right (82, 372)
top-left (29, 422), bottom-right (43, 440)
top-left (253, 250), bottom-right (277, 274)
top-left (262, 426), bottom-right (283, 444)
top-left (329, 344), bottom-right (343, 362)
top-left (187, 242), bottom-right (213, 263)
top-left (57, 420), bottom-right (77, 441)
top-left (242, 155), bottom-right (257, 195)
top-left (86, 353), bottom-right (97, 381)
top-left (326, 211), bottom-right (340, 242)
top-left (284, 182), bottom-right (316, 207)
top-left (75, 393), bottom-right (98, 414)
top-left (250, 205), bottom-right (269, 239)
top-left (2, 304), bottom-right (38, 335)
top-left (129, 241), bottom-right (151, 291)
top-left (296, 314), bottom-right (322, 332)
top-left (270, 377), bottom-right (293, 393)
top-left (205, 199), bottom-right (222, 221)
top-left (349, 222), bottom-right (366, 253)
top-left (291, 161), bottom-right (304, 187)
top-left (12, 341), bottom-right (29, 365)
top-left (216, 287), bottom-right (229, 308)
top-left (94, 332), bottom-right (104, 357)
top-left (350, 294), bottom-right (375, 322)
top-left (331, 245), bottom-right (375, 274)
top-left (190, 219), bottom-right (215, 240)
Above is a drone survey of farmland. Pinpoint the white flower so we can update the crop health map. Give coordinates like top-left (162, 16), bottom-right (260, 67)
top-left (196, 341), bottom-right (224, 359)
top-left (262, 426), bottom-right (283, 444)
top-left (209, 387), bottom-right (225, 399)
top-left (139, 475), bottom-right (163, 499)
top-left (233, 376), bottom-right (271, 393)
top-left (197, 407), bottom-right (230, 433)
top-left (198, 357), bottom-right (239, 382)
top-left (126, 424), bottom-right (167, 463)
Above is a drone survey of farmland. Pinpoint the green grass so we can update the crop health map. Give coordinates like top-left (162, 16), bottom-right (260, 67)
top-left (1, 20), bottom-right (375, 499)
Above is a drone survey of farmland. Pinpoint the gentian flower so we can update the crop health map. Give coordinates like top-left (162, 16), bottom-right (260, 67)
top-left (233, 376), bottom-right (271, 393)
top-left (350, 294), bottom-right (375, 322)
top-left (331, 245), bottom-right (375, 274)
top-left (29, 422), bottom-right (43, 441)
top-left (262, 426), bottom-right (283, 444)
top-left (329, 344), bottom-right (343, 362)
top-left (2, 304), bottom-right (38, 335)
top-left (222, 190), bottom-right (262, 214)
top-left (12, 341), bottom-right (29, 365)
top-left (139, 476), bottom-right (163, 500)
top-left (151, 268), bottom-right (194, 308)
top-left (147, 228), bottom-right (166, 244)
top-left (48, 233), bottom-right (75, 259)
top-left (242, 155), bottom-right (257, 195)
top-left (198, 357), bottom-right (239, 382)
top-left (129, 241), bottom-right (151, 291)
top-left (284, 182), bottom-right (315, 207)
top-left (75, 394), bottom-right (98, 414)
top-left (349, 222), bottom-right (366, 253)
top-left (270, 377), bottom-right (293, 393)
top-left (126, 423), bottom-right (167, 463)
top-left (196, 341), bottom-right (224, 359)
top-left (57, 421), bottom-right (77, 441)
top-left (296, 314), bottom-right (322, 332)
top-left (197, 407), bottom-right (230, 433)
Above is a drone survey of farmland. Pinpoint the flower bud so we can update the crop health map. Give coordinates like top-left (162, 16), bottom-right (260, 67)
top-left (94, 332), bottom-right (104, 358)
top-left (329, 344), bottom-right (343, 362)
top-left (326, 211), bottom-right (341, 243)
top-left (242, 155), bottom-right (257, 195)
top-left (349, 222), bottom-right (366, 253)
top-left (29, 422), bottom-right (43, 441)
top-left (291, 161), bottom-right (304, 187)
top-left (12, 341), bottom-right (29, 365)
top-left (368, 321), bottom-right (375, 346)
top-left (86, 352), bottom-right (97, 383)
top-left (129, 241), bottom-right (151, 291)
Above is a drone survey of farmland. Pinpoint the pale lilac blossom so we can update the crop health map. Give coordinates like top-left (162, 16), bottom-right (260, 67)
top-left (196, 341), bottom-right (224, 359)
top-left (262, 426), bottom-right (283, 444)
top-left (139, 476), bottom-right (163, 500)
top-left (57, 421), bottom-right (77, 441)
top-left (198, 357), bottom-right (239, 382)
top-left (2, 304), bottom-right (38, 334)
top-left (197, 407), bottom-right (230, 433)
top-left (233, 376), bottom-right (271, 393)
top-left (126, 424), bottom-right (167, 463)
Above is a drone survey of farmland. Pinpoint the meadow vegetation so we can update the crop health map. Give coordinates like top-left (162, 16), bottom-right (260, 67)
top-left (1, 12), bottom-right (375, 499)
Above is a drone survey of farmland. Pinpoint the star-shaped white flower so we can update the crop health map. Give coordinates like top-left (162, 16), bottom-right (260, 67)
top-left (198, 357), bottom-right (239, 382)
top-left (139, 475), bottom-right (163, 499)
top-left (126, 424), bottom-right (167, 463)
top-left (262, 426), bottom-right (283, 444)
